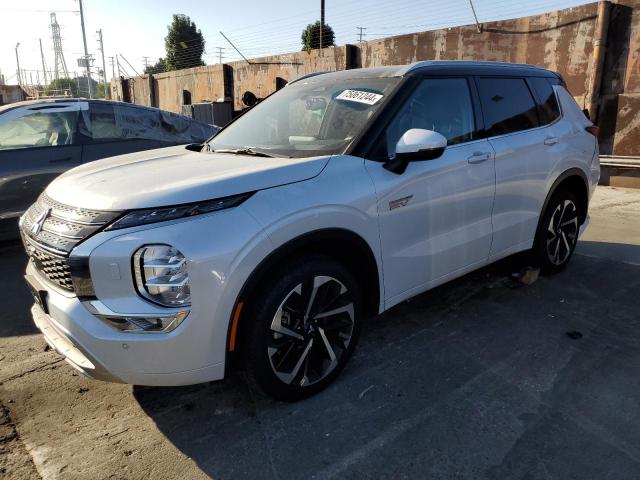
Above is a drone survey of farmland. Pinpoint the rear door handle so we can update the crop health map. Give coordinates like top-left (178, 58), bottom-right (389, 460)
top-left (467, 152), bottom-right (491, 164)
top-left (544, 136), bottom-right (559, 146)
top-left (49, 157), bottom-right (73, 163)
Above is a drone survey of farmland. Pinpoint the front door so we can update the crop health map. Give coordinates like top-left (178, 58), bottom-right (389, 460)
top-left (365, 77), bottom-right (496, 305)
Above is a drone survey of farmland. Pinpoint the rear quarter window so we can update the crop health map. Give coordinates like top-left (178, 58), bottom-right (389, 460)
top-left (477, 77), bottom-right (539, 136)
top-left (529, 77), bottom-right (561, 125)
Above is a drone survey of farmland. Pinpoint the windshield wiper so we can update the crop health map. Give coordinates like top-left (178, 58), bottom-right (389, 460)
top-left (212, 147), bottom-right (276, 158)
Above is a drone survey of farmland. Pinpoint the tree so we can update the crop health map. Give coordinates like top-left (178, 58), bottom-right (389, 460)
top-left (144, 58), bottom-right (167, 75)
top-left (164, 14), bottom-right (205, 71)
top-left (45, 77), bottom-right (98, 98)
top-left (301, 21), bottom-right (335, 52)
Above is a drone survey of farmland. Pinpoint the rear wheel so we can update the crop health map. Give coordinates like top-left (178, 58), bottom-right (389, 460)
top-left (532, 189), bottom-right (582, 274)
top-left (243, 256), bottom-right (362, 401)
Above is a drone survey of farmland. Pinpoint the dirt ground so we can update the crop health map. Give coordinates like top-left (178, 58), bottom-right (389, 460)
top-left (1, 186), bottom-right (640, 480)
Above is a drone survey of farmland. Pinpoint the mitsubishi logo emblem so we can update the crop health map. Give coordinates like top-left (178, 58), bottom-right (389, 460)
top-left (30, 208), bottom-right (50, 236)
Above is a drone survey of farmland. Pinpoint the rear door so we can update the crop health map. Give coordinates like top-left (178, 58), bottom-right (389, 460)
top-left (476, 76), bottom-right (559, 257)
top-left (0, 103), bottom-right (84, 220)
top-left (80, 102), bottom-right (164, 162)
top-left (80, 103), bottom-right (217, 163)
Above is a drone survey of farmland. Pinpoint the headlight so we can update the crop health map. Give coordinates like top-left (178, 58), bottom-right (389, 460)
top-left (133, 245), bottom-right (190, 307)
top-left (105, 193), bottom-right (253, 230)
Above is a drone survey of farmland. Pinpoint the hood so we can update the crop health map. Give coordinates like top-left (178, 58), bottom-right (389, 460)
top-left (46, 145), bottom-right (330, 210)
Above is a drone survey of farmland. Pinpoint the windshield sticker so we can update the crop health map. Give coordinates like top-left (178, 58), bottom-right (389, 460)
top-left (336, 90), bottom-right (383, 105)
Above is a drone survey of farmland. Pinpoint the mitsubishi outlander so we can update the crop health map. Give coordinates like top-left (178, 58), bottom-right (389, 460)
top-left (20, 61), bottom-right (600, 400)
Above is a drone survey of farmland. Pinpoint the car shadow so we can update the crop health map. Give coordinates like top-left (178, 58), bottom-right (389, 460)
top-left (131, 252), bottom-right (536, 478)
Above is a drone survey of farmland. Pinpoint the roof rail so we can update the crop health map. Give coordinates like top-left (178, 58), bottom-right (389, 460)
top-left (399, 60), bottom-right (546, 76)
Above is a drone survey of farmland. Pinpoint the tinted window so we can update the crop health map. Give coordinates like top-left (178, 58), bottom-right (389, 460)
top-left (386, 78), bottom-right (475, 157)
top-left (0, 110), bottom-right (78, 150)
top-left (529, 77), bottom-right (561, 125)
top-left (88, 103), bottom-right (119, 141)
top-left (477, 78), bottom-right (539, 136)
top-left (82, 104), bottom-right (213, 144)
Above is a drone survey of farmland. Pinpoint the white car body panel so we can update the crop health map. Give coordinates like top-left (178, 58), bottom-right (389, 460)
top-left (365, 138), bottom-right (496, 306)
top-left (20, 65), bottom-right (600, 387)
top-left (47, 145), bottom-right (331, 209)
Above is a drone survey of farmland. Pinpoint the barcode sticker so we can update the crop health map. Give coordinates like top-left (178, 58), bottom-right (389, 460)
top-left (335, 89), bottom-right (384, 105)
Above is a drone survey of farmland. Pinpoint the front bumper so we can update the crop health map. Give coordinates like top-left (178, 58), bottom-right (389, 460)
top-left (25, 265), bottom-right (226, 386)
top-left (31, 302), bottom-right (121, 382)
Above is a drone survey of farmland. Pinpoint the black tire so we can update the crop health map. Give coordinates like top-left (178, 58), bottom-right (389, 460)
top-left (243, 256), bottom-right (362, 401)
top-left (531, 188), bottom-right (582, 275)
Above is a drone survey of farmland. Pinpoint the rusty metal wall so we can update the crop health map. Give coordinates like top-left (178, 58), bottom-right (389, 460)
top-left (599, 0), bottom-right (640, 155)
top-left (0, 85), bottom-right (26, 105)
top-left (361, 3), bottom-right (599, 106)
top-left (111, 1), bottom-right (640, 155)
top-left (228, 45), bottom-right (356, 111)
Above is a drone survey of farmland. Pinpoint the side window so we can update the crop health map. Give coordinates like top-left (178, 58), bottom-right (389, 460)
top-left (386, 78), bottom-right (475, 157)
top-left (0, 109), bottom-right (78, 151)
top-left (529, 77), bottom-right (561, 125)
top-left (113, 105), bottom-right (162, 141)
top-left (88, 103), bottom-right (120, 141)
top-left (477, 78), bottom-right (539, 136)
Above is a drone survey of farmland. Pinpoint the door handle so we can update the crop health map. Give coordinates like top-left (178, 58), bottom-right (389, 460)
top-left (49, 157), bottom-right (73, 163)
top-left (467, 152), bottom-right (491, 164)
top-left (544, 136), bottom-right (559, 146)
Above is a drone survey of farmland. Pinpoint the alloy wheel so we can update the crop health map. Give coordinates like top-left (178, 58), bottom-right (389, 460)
top-left (268, 275), bottom-right (355, 387)
top-left (546, 199), bottom-right (579, 265)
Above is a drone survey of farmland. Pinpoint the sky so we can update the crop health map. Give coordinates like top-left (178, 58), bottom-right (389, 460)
top-left (0, 0), bottom-right (592, 86)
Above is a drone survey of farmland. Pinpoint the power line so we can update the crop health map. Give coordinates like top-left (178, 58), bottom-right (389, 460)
top-left (119, 54), bottom-right (140, 76)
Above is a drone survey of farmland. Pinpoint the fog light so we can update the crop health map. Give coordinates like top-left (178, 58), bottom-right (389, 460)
top-left (100, 310), bottom-right (189, 333)
top-left (84, 301), bottom-right (189, 334)
top-left (133, 245), bottom-right (190, 307)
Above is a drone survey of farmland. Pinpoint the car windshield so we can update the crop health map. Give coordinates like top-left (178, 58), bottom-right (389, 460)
top-left (207, 76), bottom-right (401, 158)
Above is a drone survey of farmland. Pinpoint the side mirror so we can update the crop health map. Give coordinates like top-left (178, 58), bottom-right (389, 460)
top-left (384, 129), bottom-right (447, 174)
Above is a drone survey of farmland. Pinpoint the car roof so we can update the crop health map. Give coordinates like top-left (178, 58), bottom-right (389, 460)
top-left (0, 98), bottom-right (191, 117)
top-left (289, 60), bottom-right (559, 84)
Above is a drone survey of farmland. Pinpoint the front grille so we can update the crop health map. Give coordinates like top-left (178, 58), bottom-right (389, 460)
top-left (20, 194), bottom-right (122, 292)
top-left (23, 237), bottom-right (74, 290)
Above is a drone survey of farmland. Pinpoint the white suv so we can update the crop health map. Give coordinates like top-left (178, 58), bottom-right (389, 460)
top-left (21, 61), bottom-right (600, 400)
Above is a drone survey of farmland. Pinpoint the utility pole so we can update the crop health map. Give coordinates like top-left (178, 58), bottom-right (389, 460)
top-left (357, 26), bottom-right (367, 43)
top-left (142, 56), bottom-right (150, 69)
top-left (15, 43), bottom-right (21, 86)
top-left (78, 0), bottom-right (93, 98)
top-left (216, 47), bottom-right (225, 64)
top-left (39, 39), bottom-right (48, 86)
top-left (97, 29), bottom-right (108, 98)
top-left (319, 0), bottom-right (325, 56)
top-left (116, 55), bottom-right (122, 77)
top-left (109, 56), bottom-right (115, 80)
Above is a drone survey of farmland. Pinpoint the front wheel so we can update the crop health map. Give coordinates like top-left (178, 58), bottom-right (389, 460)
top-left (532, 189), bottom-right (582, 275)
top-left (243, 256), bottom-right (362, 401)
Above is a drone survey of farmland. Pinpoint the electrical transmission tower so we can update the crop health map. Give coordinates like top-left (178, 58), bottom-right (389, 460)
top-left (50, 13), bottom-right (69, 80)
